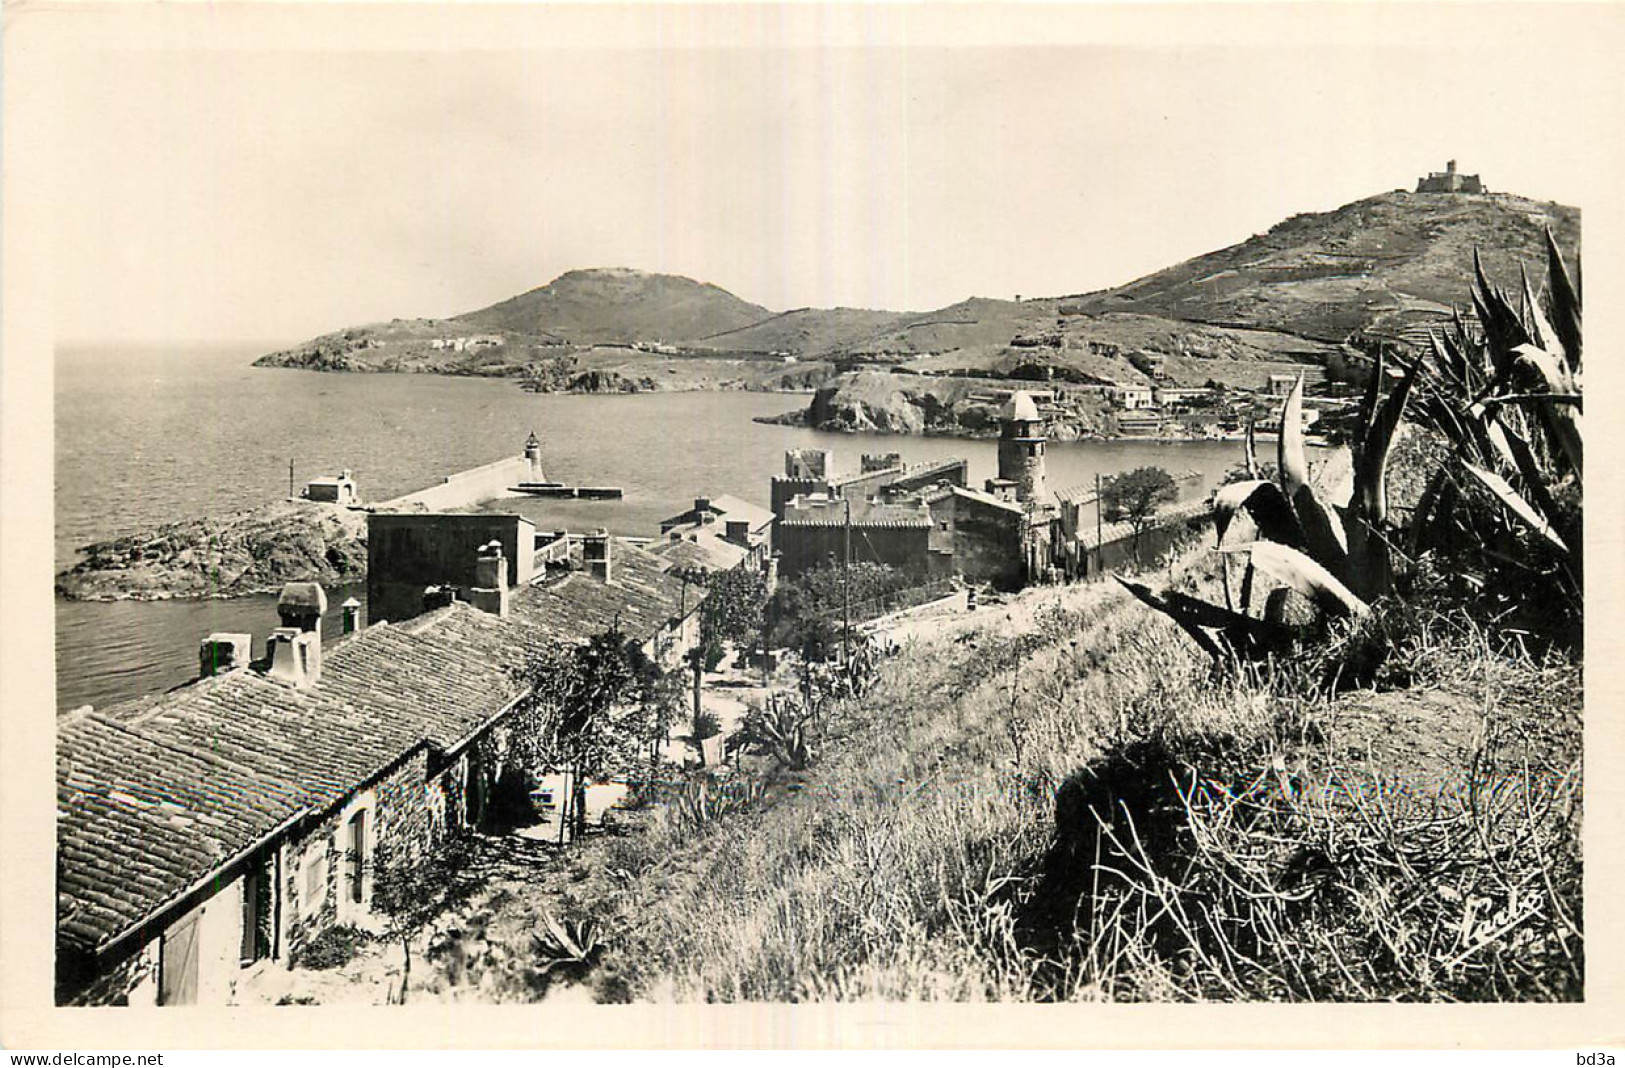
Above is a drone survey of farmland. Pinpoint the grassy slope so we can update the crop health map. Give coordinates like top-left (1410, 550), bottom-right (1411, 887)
top-left (585, 555), bottom-right (1581, 1002)
top-left (1066, 192), bottom-right (1580, 343)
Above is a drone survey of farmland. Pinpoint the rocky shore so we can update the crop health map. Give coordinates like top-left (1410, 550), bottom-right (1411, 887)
top-left (55, 499), bottom-right (369, 601)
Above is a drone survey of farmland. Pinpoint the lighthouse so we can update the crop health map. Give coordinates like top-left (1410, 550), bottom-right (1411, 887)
top-left (523, 430), bottom-right (545, 483)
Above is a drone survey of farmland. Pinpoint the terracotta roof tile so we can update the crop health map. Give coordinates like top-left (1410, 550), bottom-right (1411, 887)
top-left (59, 544), bottom-right (698, 955)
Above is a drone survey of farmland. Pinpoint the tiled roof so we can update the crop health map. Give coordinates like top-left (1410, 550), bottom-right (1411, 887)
top-left (706, 494), bottom-right (774, 530)
top-left (660, 494), bottom-right (774, 533)
top-left (651, 534), bottom-right (749, 574)
top-left (57, 710), bottom-right (311, 954)
top-left (779, 502), bottom-right (932, 529)
top-left (59, 603), bottom-right (529, 954)
top-left (57, 536), bottom-right (699, 956)
top-left (947, 485), bottom-right (1025, 514)
top-left (515, 538), bottom-right (699, 645)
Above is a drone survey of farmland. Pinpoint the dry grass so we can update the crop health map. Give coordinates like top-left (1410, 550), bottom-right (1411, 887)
top-left (562, 549), bottom-right (1582, 1003)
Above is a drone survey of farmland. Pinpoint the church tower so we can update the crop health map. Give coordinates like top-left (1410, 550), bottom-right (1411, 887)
top-left (998, 391), bottom-right (1047, 505)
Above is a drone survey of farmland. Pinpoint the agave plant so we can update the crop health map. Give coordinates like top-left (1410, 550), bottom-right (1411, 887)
top-left (1123, 356), bottom-right (1418, 662)
top-left (1408, 234), bottom-right (1582, 611)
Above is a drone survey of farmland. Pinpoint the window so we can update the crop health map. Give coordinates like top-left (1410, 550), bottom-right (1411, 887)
top-left (345, 809), bottom-right (367, 904)
top-left (301, 845), bottom-right (328, 917)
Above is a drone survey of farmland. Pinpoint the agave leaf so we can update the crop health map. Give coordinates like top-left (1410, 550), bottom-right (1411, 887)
top-left (1277, 375), bottom-right (1310, 497)
top-left (1220, 540), bottom-right (1369, 618)
top-left (1116, 577), bottom-right (1284, 660)
top-left (1479, 413), bottom-right (1564, 529)
top-left (1292, 483), bottom-right (1349, 579)
top-left (1212, 479), bottom-right (1301, 548)
top-left (1460, 462), bottom-right (1570, 554)
top-left (1116, 577), bottom-right (1224, 659)
top-left (1353, 351), bottom-right (1422, 528)
top-left (1545, 228), bottom-right (1582, 374)
top-left (1520, 266), bottom-right (1565, 368)
top-left (1511, 343), bottom-right (1583, 478)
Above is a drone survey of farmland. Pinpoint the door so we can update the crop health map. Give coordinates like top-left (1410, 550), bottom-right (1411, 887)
top-left (159, 911), bottom-right (200, 1006)
top-left (240, 857), bottom-right (273, 965)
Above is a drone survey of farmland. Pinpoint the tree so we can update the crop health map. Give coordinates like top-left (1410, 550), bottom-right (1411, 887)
top-left (369, 835), bottom-right (479, 1003)
top-left (1101, 466), bottom-right (1178, 564)
top-left (767, 561), bottom-right (914, 659)
top-left (700, 566), bottom-right (768, 651)
top-left (508, 625), bottom-right (675, 841)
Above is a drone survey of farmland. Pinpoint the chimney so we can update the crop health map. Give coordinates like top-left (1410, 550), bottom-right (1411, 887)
top-left (341, 596), bottom-right (363, 635)
top-left (583, 528), bottom-right (613, 583)
top-left (470, 540), bottom-right (510, 618)
top-left (199, 632), bottom-right (252, 678)
top-left (265, 627), bottom-right (320, 688)
top-left (1447, 159), bottom-right (1457, 175)
top-left (275, 582), bottom-right (326, 680)
top-left (694, 497), bottom-right (712, 515)
top-left (422, 585), bottom-right (457, 613)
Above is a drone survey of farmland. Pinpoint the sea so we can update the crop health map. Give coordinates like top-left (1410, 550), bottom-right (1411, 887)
top-left (55, 344), bottom-right (1248, 712)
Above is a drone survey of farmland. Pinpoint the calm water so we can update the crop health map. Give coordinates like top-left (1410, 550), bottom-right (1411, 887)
top-left (56, 345), bottom-right (1245, 710)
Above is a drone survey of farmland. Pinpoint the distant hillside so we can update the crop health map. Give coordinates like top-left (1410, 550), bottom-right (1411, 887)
top-left (1063, 191), bottom-right (1579, 346)
top-left (693, 307), bottom-right (913, 355)
top-left (254, 186), bottom-right (1580, 390)
top-left (456, 267), bottom-right (771, 345)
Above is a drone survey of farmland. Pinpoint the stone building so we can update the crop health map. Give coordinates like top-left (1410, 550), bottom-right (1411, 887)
top-left (302, 470), bottom-right (359, 505)
top-left (774, 497), bottom-right (936, 581)
top-left (1416, 159), bottom-right (1485, 194)
top-left (996, 392), bottom-right (1048, 506)
top-left (657, 494), bottom-right (775, 573)
top-left (56, 527), bottom-right (704, 1006)
top-left (769, 450), bottom-right (969, 519)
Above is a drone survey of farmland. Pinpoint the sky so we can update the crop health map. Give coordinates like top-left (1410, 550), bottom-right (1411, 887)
top-left (32, 3), bottom-right (1617, 348)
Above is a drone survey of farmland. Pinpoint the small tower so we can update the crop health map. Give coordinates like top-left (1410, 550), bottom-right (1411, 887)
top-left (997, 391), bottom-right (1047, 506)
top-left (523, 430), bottom-right (545, 483)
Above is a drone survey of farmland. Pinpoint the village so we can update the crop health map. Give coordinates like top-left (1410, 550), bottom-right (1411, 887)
top-left (54, 384), bottom-right (1241, 1007)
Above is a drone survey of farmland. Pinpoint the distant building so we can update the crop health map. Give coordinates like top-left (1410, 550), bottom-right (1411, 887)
top-left (1265, 373), bottom-right (1301, 397)
top-left (657, 494), bottom-right (775, 572)
top-left (1416, 160), bottom-right (1485, 194)
top-left (1108, 385), bottom-right (1157, 410)
top-left (302, 470), bottom-right (359, 505)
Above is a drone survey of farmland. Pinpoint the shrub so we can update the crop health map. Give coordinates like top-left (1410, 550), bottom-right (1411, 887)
top-left (293, 924), bottom-right (372, 971)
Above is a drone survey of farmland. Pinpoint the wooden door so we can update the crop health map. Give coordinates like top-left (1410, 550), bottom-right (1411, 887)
top-left (159, 912), bottom-right (200, 1006)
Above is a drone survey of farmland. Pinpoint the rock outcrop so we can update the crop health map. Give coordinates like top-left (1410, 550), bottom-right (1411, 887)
top-left (56, 500), bottom-right (369, 601)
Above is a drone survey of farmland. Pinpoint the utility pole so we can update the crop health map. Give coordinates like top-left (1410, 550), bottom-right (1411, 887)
top-left (1095, 472), bottom-right (1104, 583)
top-left (289, 459), bottom-right (295, 500)
top-left (842, 497), bottom-right (852, 669)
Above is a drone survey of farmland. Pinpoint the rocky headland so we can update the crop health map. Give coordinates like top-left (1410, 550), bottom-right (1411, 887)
top-left (55, 499), bottom-right (370, 601)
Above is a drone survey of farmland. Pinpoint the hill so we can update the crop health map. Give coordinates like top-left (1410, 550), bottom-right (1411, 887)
top-left (455, 267), bottom-right (772, 344)
top-left (253, 186), bottom-right (1580, 393)
top-left (1062, 190), bottom-right (1579, 346)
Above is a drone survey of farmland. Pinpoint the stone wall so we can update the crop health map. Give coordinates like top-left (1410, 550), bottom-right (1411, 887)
top-left (282, 749), bottom-right (431, 961)
top-left (930, 493), bottom-right (1025, 588)
top-left (775, 522), bottom-right (932, 580)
